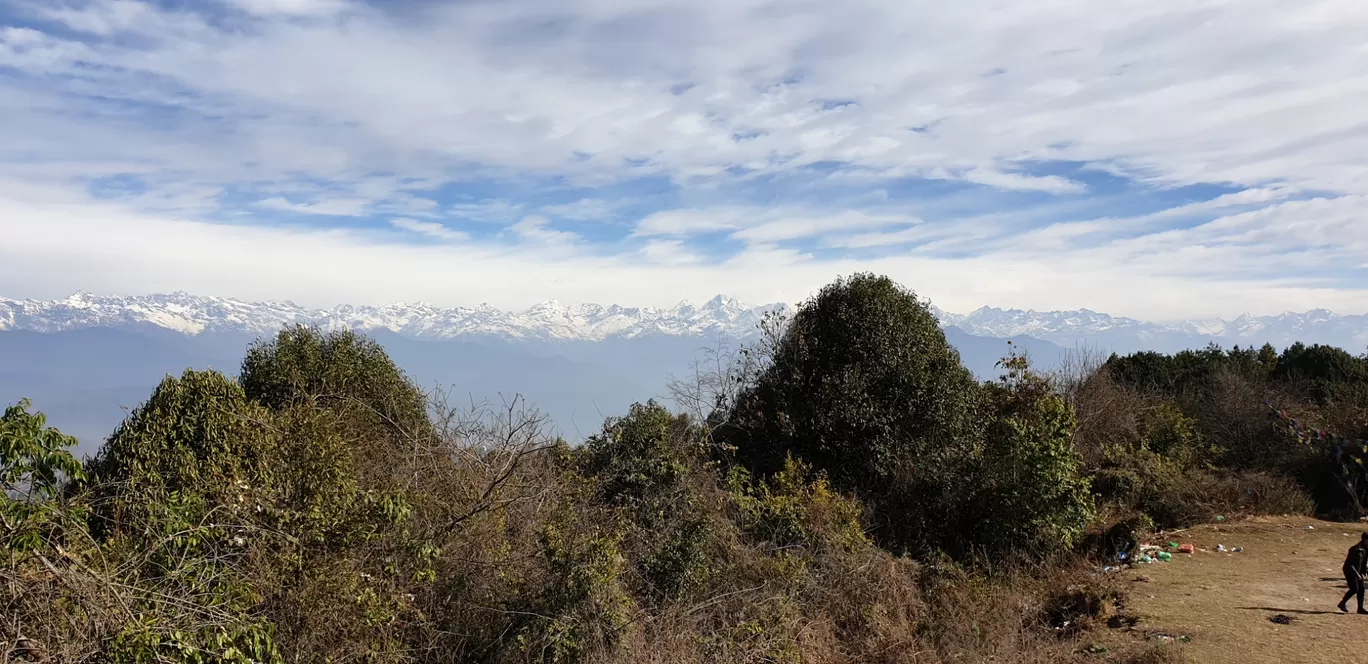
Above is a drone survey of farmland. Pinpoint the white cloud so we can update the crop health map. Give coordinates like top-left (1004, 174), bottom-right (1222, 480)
top-left (6, 0), bottom-right (1368, 194)
top-left (639, 239), bottom-right (705, 266)
top-left (959, 168), bottom-right (1086, 194)
top-left (733, 211), bottom-right (915, 243)
top-left (4, 0), bottom-right (1368, 318)
top-left (222, 0), bottom-right (350, 17)
top-left (256, 196), bottom-right (372, 216)
top-left (509, 215), bottom-right (580, 245)
top-left (390, 218), bottom-right (468, 241)
top-left (541, 198), bottom-right (623, 220)
top-left (3, 196), bottom-right (1366, 320)
top-left (635, 207), bottom-right (917, 244)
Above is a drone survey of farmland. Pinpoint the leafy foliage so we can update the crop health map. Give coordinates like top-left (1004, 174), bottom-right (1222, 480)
top-left (581, 401), bottom-right (725, 601)
top-left (1, 399), bottom-right (86, 554)
top-left (86, 369), bottom-right (277, 541)
top-left (523, 519), bottom-right (636, 663)
top-left (725, 273), bottom-right (984, 555)
top-left (241, 324), bottom-right (431, 445)
top-left (726, 454), bottom-right (869, 553)
top-left (975, 350), bottom-right (1094, 556)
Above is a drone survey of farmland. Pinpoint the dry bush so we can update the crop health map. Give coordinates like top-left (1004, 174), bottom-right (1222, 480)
top-left (1142, 469), bottom-right (1313, 528)
top-left (1067, 364), bottom-right (1146, 468)
top-left (1194, 366), bottom-right (1307, 469)
top-left (905, 559), bottom-right (1132, 664)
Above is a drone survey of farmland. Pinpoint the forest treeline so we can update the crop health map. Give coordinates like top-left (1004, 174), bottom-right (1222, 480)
top-left (3, 273), bottom-right (1365, 663)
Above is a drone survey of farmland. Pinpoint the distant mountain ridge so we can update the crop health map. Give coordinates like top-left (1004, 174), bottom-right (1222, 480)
top-left (2, 292), bottom-right (1365, 353)
top-left (12, 289), bottom-right (1360, 454)
top-left (0, 291), bottom-right (789, 342)
top-left (934, 306), bottom-right (1368, 354)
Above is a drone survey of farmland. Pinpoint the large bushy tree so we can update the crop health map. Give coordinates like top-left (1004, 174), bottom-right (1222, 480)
top-left (86, 369), bottom-right (277, 538)
top-left (240, 325), bottom-right (431, 444)
top-left (724, 273), bottom-right (985, 554)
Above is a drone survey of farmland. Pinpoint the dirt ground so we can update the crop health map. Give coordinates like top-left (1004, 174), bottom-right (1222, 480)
top-left (1101, 515), bottom-right (1368, 664)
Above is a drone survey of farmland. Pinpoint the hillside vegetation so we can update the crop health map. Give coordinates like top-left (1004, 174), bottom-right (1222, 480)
top-left (4, 273), bottom-right (1365, 663)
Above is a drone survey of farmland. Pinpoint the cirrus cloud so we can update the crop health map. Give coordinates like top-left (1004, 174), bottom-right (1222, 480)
top-left (0, 0), bottom-right (1365, 320)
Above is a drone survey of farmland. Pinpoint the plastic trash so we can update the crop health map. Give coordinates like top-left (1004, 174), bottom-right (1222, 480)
top-left (1179, 543), bottom-right (1194, 554)
top-left (1216, 515), bottom-right (1225, 522)
top-left (1216, 544), bottom-right (1227, 552)
top-left (1157, 551), bottom-right (1173, 562)
top-left (1232, 547), bottom-right (1243, 552)
top-left (1167, 541), bottom-right (1180, 549)
top-left (1306, 525), bottom-right (1315, 530)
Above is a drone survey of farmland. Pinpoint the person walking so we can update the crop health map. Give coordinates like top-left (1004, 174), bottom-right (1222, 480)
top-left (1338, 532), bottom-right (1368, 614)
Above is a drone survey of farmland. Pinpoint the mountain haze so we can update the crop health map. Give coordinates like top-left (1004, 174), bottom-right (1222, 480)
top-left (5, 291), bottom-right (1363, 455)
top-left (4, 292), bottom-right (1363, 353)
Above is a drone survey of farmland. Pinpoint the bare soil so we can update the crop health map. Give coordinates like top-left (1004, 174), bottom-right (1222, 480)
top-left (1101, 516), bottom-right (1368, 664)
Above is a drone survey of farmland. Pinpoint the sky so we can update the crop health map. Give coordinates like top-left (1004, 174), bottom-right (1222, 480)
top-left (1, 0), bottom-right (1367, 321)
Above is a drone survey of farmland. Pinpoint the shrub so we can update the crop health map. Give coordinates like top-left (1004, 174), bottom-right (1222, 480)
top-left (1142, 469), bottom-right (1313, 528)
top-left (522, 519), bottom-right (636, 663)
top-left (724, 273), bottom-right (983, 555)
top-left (1, 399), bottom-right (87, 553)
top-left (582, 401), bottom-right (702, 515)
top-left (240, 325), bottom-right (431, 446)
top-left (85, 369), bottom-right (278, 541)
top-left (975, 351), bottom-right (1095, 557)
top-left (581, 402), bottom-right (727, 601)
top-left (727, 454), bottom-right (870, 554)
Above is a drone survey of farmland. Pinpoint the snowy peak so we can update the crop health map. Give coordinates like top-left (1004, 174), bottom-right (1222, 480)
top-left (934, 306), bottom-right (1367, 353)
top-left (0, 292), bottom-right (795, 342)
top-left (1, 292), bottom-right (1364, 352)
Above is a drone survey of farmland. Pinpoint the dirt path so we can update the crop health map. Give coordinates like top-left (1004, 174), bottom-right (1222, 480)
top-left (1110, 516), bottom-right (1368, 663)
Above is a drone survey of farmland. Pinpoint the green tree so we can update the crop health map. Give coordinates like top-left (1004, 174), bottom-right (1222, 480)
top-left (1, 399), bottom-right (86, 553)
top-left (240, 325), bottom-right (431, 444)
top-left (79, 371), bottom-right (285, 663)
top-left (582, 402), bottom-right (722, 601)
top-left (975, 351), bottom-right (1094, 556)
top-left (725, 273), bottom-right (984, 555)
top-left (1276, 342), bottom-right (1368, 403)
top-left (86, 369), bottom-right (278, 539)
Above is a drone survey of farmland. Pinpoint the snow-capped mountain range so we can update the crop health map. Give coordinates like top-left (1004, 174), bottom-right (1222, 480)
top-left (0, 291), bottom-right (791, 342)
top-left (1, 291), bottom-right (1365, 353)
top-left (931, 306), bottom-right (1367, 353)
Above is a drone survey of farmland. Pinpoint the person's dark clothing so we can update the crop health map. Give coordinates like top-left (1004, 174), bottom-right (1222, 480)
top-left (1342, 572), bottom-right (1365, 612)
top-left (1347, 543), bottom-right (1368, 576)
top-left (1340, 543), bottom-right (1368, 612)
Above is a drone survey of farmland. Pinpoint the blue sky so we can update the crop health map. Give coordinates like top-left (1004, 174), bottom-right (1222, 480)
top-left (1, 0), bottom-right (1367, 320)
